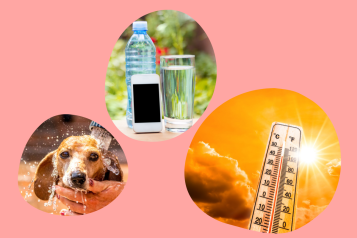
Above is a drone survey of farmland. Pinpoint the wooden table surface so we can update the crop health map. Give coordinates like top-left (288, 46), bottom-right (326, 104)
top-left (113, 118), bottom-right (198, 142)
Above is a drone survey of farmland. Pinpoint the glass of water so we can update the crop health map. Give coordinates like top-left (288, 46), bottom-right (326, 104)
top-left (160, 55), bottom-right (196, 132)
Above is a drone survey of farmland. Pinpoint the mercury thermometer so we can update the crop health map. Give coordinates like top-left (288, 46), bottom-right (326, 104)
top-left (248, 122), bottom-right (302, 233)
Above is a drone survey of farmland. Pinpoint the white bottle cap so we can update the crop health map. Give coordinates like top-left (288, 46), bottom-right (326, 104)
top-left (133, 21), bottom-right (148, 31)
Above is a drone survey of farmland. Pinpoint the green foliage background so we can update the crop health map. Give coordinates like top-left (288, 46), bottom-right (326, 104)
top-left (106, 10), bottom-right (217, 120)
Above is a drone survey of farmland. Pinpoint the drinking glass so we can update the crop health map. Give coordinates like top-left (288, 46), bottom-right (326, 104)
top-left (160, 55), bottom-right (196, 132)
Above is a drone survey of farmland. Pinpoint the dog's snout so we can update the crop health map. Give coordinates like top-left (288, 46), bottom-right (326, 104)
top-left (71, 171), bottom-right (86, 186)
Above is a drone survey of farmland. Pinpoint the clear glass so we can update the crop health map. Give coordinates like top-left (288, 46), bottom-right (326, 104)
top-left (160, 55), bottom-right (196, 132)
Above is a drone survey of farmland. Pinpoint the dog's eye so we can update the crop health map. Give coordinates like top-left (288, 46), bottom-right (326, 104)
top-left (60, 151), bottom-right (69, 159)
top-left (89, 153), bottom-right (99, 161)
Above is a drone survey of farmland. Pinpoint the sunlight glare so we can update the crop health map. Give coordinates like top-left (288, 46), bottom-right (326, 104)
top-left (300, 146), bottom-right (317, 164)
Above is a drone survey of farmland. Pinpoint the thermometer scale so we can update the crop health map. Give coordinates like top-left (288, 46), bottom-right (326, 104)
top-left (248, 122), bottom-right (302, 233)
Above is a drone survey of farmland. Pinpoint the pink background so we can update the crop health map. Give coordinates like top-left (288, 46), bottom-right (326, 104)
top-left (1, 0), bottom-right (356, 237)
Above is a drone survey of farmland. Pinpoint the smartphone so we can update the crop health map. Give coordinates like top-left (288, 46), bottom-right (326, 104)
top-left (131, 74), bottom-right (163, 133)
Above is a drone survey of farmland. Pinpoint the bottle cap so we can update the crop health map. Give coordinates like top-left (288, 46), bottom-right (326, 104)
top-left (133, 21), bottom-right (148, 31)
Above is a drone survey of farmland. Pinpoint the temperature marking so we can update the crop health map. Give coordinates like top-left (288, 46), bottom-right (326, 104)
top-left (248, 122), bottom-right (302, 233)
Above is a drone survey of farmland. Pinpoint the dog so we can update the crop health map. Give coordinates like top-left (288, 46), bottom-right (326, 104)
top-left (34, 135), bottom-right (123, 200)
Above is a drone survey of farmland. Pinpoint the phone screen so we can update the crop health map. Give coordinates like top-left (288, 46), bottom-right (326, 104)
top-left (133, 84), bottom-right (161, 123)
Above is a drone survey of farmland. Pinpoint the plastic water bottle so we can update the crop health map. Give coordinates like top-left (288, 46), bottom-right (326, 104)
top-left (125, 21), bottom-right (156, 128)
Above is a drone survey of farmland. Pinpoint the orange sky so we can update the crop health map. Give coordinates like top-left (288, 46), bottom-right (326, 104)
top-left (185, 89), bottom-right (341, 231)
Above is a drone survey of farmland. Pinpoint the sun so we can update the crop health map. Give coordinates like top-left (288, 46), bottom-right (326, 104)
top-left (300, 146), bottom-right (318, 164)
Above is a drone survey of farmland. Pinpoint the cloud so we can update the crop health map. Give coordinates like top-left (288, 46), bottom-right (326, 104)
top-left (296, 204), bottom-right (328, 229)
top-left (185, 142), bottom-right (255, 222)
top-left (302, 200), bottom-right (310, 207)
top-left (252, 170), bottom-right (260, 178)
top-left (326, 159), bottom-right (341, 176)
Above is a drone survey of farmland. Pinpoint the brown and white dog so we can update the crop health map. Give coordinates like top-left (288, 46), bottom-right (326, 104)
top-left (34, 135), bottom-right (123, 200)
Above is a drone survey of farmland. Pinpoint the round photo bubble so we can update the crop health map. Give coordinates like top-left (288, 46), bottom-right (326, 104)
top-left (18, 114), bottom-right (128, 215)
top-left (184, 89), bottom-right (341, 233)
top-left (106, 10), bottom-right (216, 142)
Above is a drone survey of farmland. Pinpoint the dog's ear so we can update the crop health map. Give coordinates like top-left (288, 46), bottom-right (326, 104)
top-left (103, 151), bottom-right (123, 182)
top-left (34, 150), bottom-right (57, 200)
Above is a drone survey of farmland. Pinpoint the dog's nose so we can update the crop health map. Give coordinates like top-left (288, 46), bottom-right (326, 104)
top-left (71, 171), bottom-right (86, 186)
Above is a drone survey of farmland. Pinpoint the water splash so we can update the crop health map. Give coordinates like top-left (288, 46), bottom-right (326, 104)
top-left (28, 178), bottom-right (34, 190)
top-left (91, 127), bottom-right (120, 177)
top-left (81, 191), bottom-right (86, 212)
top-left (103, 157), bottom-right (120, 175)
top-left (90, 127), bottom-right (112, 151)
top-left (53, 196), bottom-right (58, 211)
top-left (44, 153), bottom-right (58, 210)
top-left (24, 191), bottom-right (33, 199)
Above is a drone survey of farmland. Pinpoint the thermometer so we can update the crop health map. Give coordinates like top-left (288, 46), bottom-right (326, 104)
top-left (248, 122), bottom-right (302, 233)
